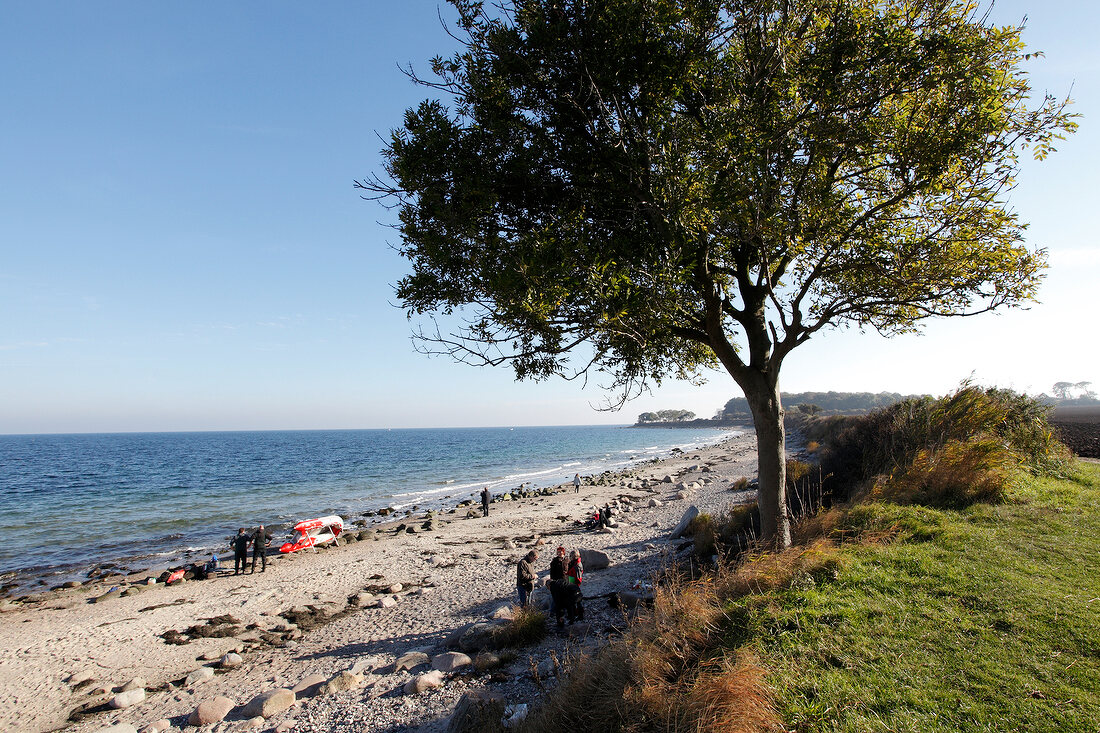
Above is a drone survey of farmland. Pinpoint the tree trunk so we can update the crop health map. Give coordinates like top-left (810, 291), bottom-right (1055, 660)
top-left (744, 380), bottom-right (791, 549)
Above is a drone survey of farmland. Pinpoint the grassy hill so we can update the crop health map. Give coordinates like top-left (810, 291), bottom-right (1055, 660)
top-left (514, 388), bottom-right (1100, 732)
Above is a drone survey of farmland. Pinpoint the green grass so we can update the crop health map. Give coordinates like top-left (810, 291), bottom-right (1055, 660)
top-left (745, 462), bottom-right (1100, 732)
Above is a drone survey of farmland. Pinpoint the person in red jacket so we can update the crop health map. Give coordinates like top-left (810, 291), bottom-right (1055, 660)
top-left (566, 550), bottom-right (583, 585)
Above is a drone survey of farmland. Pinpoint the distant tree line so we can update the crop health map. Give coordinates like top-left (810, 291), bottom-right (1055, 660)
top-left (1042, 382), bottom-right (1098, 405)
top-left (716, 392), bottom-right (925, 419)
top-left (637, 409), bottom-right (697, 423)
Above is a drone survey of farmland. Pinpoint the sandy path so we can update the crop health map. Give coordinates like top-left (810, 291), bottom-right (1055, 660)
top-left (0, 429), bottom-right (762, 733)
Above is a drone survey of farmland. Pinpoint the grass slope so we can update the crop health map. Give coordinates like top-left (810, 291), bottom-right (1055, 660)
top-left (758, 462), bottom-right (1100, 732)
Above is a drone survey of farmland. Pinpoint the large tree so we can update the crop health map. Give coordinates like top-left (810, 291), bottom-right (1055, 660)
top-left (360, 0), bottom-right (1074, 548)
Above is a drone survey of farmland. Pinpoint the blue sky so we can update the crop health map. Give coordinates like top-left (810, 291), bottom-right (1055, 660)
top-left (1, 1), bottom-right (1096, 434)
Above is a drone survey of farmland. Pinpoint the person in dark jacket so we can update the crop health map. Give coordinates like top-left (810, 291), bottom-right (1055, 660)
top-left (481, 487), bottom-right (491, 517)
top-left (231, 528), bottom-right (250, 575)
top-left (516, 550), bottom-right (538, 607)
top-left (251, 524), bottom-right (271, 573)
top-left (548, 546), bottom-right (567, 616)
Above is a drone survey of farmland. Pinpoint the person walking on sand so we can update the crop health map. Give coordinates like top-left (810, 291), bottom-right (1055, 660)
top-left (251, 524), bottom-right (271, 574)
top-left (573, 473), bottom-right (581, 493)
top-left (231, 528), bottom-right (250, 575)
top-left (517, 549), bottom-right (538, 608)
top-left (481, 486), bottom-right (491, 517)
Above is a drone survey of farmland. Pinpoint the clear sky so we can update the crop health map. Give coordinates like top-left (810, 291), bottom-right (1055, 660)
top-left (1, 1), bottom-right (1096, 434)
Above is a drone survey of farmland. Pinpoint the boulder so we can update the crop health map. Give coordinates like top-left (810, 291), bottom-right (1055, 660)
top-left (579, 549), bottom-right (611, 571)
top-left (432, 651), bottom-right (472, 672)
top-left (662, 475), bottom-right (673, 483)
top-left (447, 689), bottom-right (507, 733)
top-left (388, 583), bottom-right (404, 593)
top-left (91, 587), bottom-right (121, 603)
top-left (184, 666), bottom-right (215, 686)
top-left (109, 687), bottom-right (145, 709)
top-left (188, 696), bottom-right (234, 726)
top-left (457, 623), bottom-right (498, 653)
top-left (403, 670), bottom-right (444, 695)
top-left (394, 650), bottom-right (430, 672)
top-left (291, 673), bottom-right (328, 699)
top-left (378, 596), bottom-right (398, 609)
top-left (670, 506), bottom-right (700, 540)
top-left (648, 498), bottom-right (663, 508)
top-left (241, 688), bottom-right (295, 719)
top-left (139, 720), bottom-right (170, 733)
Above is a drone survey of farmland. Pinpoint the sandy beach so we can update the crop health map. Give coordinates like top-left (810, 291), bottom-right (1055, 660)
top-left (0, 430), bottom-right (764, 733)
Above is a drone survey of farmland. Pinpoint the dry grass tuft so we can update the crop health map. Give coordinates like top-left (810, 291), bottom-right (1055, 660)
top-left (874, 437), bottom-right (1013, 508)
top-left (492, 605), bottom-right (547, 648)
top-left (683, 651), bottom-right (783, 733)
top-left (718, 539), bottom-right (841, 599)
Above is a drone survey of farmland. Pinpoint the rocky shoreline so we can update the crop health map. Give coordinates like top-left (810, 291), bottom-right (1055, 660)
top-left (0, 430), bottom-right (765, 733)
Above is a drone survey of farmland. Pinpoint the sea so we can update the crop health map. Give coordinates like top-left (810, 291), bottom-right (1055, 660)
top-left (0, 425), bottom-right (744, 595)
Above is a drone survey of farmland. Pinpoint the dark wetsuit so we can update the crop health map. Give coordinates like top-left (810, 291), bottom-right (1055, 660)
top-left (232, 533), bottom-right (250, 574)
top-left (251, 528), bottom-right (270, 572)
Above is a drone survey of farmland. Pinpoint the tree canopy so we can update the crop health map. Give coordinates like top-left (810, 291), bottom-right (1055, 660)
top-left (361, 0), bottom-right (1074, 547)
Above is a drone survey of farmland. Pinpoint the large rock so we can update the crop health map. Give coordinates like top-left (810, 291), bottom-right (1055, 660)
top-left (394, 650), bottom-right (430, 672)
top-left (139, 720), bottom-right (170, 733)
top-left (458, 623), bottom-right (498, 653)
top-left (669, 506), bottom-right (700, 540)
top-left (241, 688), bottom-right (295, 719)
top-left (188, 696), bottom-right (234, 725)
top-left (109, 687), bottom-right (145, 709)
top-left (579, 548), bottom-right (611, 571)
top-left (432, 651), bottom-right (472, 672)
top-left (403, 670), bottom-right (444, 695)
top-left (447, 689), bottom-right (507, 733)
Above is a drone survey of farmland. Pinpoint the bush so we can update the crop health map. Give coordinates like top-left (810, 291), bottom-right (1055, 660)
top-left (817, 383), bottom-right (1071, 507)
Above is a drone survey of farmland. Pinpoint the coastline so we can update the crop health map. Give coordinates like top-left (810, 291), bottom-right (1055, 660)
top-left (0, 429), bottom-right (762, 733)
top-left (0, 425), bottom-right (742, 599)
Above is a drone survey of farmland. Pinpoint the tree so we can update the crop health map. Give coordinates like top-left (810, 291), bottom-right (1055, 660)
top-left (638, 411), bottom-right (660, 422)
top-left (360, 0), bottom-right (1074, 548)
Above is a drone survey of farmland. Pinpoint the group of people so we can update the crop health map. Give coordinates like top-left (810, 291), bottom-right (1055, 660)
top-left (516, 545), bottom-right (585, 626)
top-left (231, 525), bottom-right (272, 574)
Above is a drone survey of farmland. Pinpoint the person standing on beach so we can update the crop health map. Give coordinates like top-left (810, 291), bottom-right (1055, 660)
top-left (481, 487), bottom-right (491, 517)
top-left (231, 528), bottom-right (250, 575)
top-left (251, 524), bottom-right (271, 573)
top-left (567, 550), bottom-right (583, 586)
top-left (517, 549), bottom-right (538, 607)
top-left (573, 473), bottom-right (581, 493)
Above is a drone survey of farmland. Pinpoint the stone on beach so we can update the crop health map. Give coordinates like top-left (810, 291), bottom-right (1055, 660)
top-left (377, 595), bottom-right (398, 608)
top-left (447, 689), bottom-right (507, 732)
top-left (109, 687), bottom-right (145, 709)
top-left (241, 688), bottom-right (295, 719)
top-left (184, 666), bottom-right (215, 686)
top-left (291, 673), bottom-right (328, 699)
top-left (579, 548), bottom-right (611, 571)
top-left (670, 506), bottom-right (700, 540)
top-left (320, 671), bottom-right (362, 695)
top-left (120, 677), bottom-right (145, 692)
top-left (220, 652), bottom-right (242, 668)
top-left (188, 695), bottom-right (234, 726)
top-left (648, 498), bottom-right (663, 507)
top-left (139, 719), bottom-right (170, 733)
top-left (404, 670), bottom-right (444, 695)
top-left (432, 651), bottom-right (472, 672)
top-left (394, 650), bottom-right (430, 672)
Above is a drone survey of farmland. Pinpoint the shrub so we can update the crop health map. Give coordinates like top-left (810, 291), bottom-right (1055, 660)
top-left (817, 383), bottom-right (1071, 506)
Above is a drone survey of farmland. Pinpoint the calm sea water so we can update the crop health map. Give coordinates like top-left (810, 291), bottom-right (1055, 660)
top-left (0, 425), bottom-right (742, 592)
